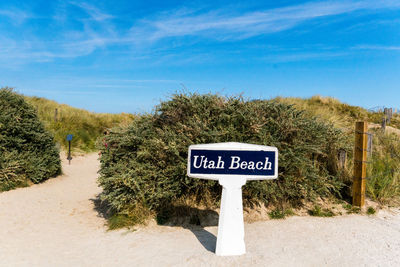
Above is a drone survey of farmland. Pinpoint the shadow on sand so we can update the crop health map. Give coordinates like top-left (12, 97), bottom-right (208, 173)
top-left (91, 195), bottom-right (218, 253)
top-left (159, 205), bottom-right (219, 253)
top-left (91, 194), bottom-right (114, 220)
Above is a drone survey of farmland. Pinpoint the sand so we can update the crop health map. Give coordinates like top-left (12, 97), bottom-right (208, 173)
top-left (1, 153), bottom-right (400, 266)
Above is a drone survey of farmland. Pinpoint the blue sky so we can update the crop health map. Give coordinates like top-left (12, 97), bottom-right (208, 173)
top-left (0, 0), bottom-right (399, 113)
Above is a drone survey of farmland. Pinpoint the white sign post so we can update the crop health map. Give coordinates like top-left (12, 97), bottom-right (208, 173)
top-left (187, 142), bottom-right (278, 256)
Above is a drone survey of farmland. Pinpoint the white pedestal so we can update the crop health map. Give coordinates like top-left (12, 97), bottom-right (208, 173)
top-left (215, 177), bottom-right (247, 256)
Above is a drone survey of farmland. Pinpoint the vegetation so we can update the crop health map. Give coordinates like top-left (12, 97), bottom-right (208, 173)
top-left (26, 95), bottom-right (134, 152)
top-left (367, 206), bottom-right (376, 215)
top-left (308, 205), bottom-right (335, 217)
top-left (367, 130), bottom-right (400, 204)
top-left (0, 88), bottom-right (61, 191)
top-left (342, 203), bottom-right (361, 214)
top-left (268, 208), bottom-right (295, 219)
top-left (98, 93), bottom-right (351, 225)
top-left (274, 95), bottom-right (370, 130)
top-left (3, 86), bottom-right (396, 220)
top-left (275, 96), bottom-right (400, 205)
top-left (274, 95), bottom-right (400, 130)
top-left (26, 92), bottom-right (400, 204)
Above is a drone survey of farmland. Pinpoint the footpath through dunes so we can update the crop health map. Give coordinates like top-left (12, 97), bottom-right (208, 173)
top-left (1, 154), bottom-right (400, 266)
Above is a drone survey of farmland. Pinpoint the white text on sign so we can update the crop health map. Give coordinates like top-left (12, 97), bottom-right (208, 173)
top-left (193, 156), bottom-right (273, 170)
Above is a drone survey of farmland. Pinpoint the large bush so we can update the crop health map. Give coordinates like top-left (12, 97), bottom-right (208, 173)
top-left (0, 88), bottom-right (61, 191)
top-left (98, 93), bottom-right (351, 222)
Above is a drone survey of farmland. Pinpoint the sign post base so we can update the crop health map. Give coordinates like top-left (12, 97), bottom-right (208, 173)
top-left (215, 177), bottom-right (247, 256)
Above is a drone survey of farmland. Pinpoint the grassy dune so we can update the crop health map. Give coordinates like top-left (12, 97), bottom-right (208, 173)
top-left (25, 96), bottom-right (135, 152)
top-left (273, 95), bottom-right (400, 131)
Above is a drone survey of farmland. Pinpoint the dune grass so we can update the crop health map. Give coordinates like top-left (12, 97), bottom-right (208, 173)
top-left (25, 96), bottom-right (135, 152)
top-left (367, 130), bottom-right (400, 204)
top-left (273, 95), bottom-right (399, 131)
top-left (273, 96), bottom-right (400, 205)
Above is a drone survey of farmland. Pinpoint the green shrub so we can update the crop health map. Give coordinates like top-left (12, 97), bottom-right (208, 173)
top-left (308, 205), bottom-right (335, 217)
top-left (268, 208), bottom-right (294, 219)
top-left (98, 93), bottom-right (351, 224)
top-left (342, 203), bottom-right (361, 214)
top-left (367, 206), bottom-right (376, 215)
top-left (0, 88), bottom-right (61, 191)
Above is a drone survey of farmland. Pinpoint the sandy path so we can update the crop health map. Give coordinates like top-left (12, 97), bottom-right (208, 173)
top-left (1, 154), bottom-right (400, 266)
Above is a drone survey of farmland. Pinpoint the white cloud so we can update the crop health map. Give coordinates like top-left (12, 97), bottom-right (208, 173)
top-left (352, 45), bottom-right (400, 51)
top-left (130, 0), bottom-right (400, 42)
top-left (0, 2), bottom-right (120, 63)
top-left (0, 8), bottom-right (32, 24)
top-left (262, 51), bottom-right (349, 63)
top-left (68, 1), bottom-right (114, 21)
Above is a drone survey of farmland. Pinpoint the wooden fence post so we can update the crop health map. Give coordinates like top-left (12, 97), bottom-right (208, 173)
top-left (388, 108), bottom-right (393, 124)
top-left (382, 117), bottom-right (386, 131)
top-left (338, 149), bottom-right (347, 169)
top-left (54, 108), bottom-right (58, 122)
top-left (367, 133), bottom-right (373, 158)
top-left (353, 121), bottom-right (368, 207)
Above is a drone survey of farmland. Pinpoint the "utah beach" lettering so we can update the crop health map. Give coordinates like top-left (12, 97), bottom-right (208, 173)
top-left (193, 155), bottom-right (272, 170)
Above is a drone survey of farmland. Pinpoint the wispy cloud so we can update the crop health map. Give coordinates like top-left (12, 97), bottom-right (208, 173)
top-left (0, 2), bottom-right (119, 63)
top-left (16, 88), bottom-right (100, 95)
top-left (130, 0), bottom-right (400, 42)
top-left (25, 77), bottom-right (182, 88)
top-left (262, 51), bottom-right (349, 63)
top-left (352, 45), bottom-right (400, 51)
top-left (343, 18), bottom-right (400, 32)
top-left (69, 1), bottom-right (114, 22)
top-left (102, 79), bottom-right (180, 83)
top-left (0, 8), bottom-right (32, 24)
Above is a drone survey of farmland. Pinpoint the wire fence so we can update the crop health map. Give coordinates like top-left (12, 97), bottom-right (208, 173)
top-left (368, 106), bottom-right (400, 115)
